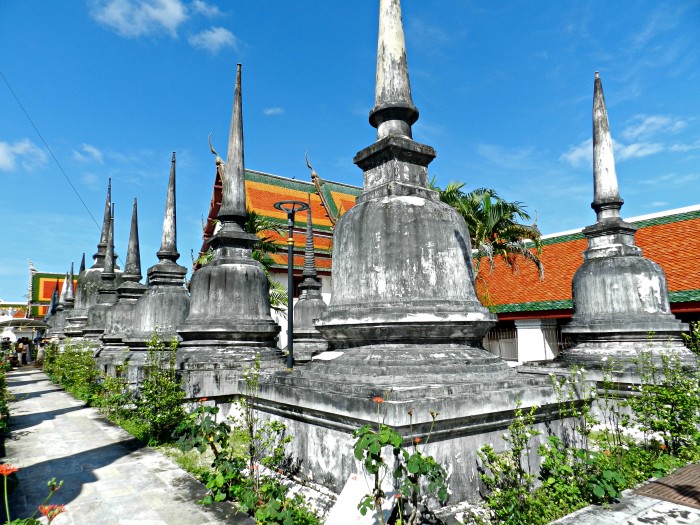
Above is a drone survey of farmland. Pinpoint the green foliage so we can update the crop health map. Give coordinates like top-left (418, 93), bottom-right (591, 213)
top-left (628, 352), bottom-right (700, 455)
top-left (683, 321), bottom-right (700, 355)
top-left (0, 367), bottom-right (9, 434)
top-left (43, 336), bottom-right (187, 446)
top-left (174, 357), bottom-right (320, 524)
top-left (42, 342), bottom-right (101, 404)
top-left (431, 179), bottom-right (543, 280)
top-left (477, 350), bottom-right (700, 524)
top-left (353, 398), bottom-right (449, 525)
top-left (136, 335), bottom-right (186, 444)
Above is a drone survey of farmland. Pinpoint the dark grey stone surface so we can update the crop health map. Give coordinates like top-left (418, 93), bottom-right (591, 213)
top-left (178, 64), bottom-right (281, 374)
top-left (560, 73), bottom-right (692, 369)
top-left (123, 154), bottom-right (190, 350)
top-left (293, 205), bottom-right (328, 362)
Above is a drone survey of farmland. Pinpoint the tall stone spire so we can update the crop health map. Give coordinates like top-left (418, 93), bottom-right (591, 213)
top-left (302, 201), bottom-right (316, 279)
top-left (83, 204), bottom-right (118, 339)
top-left (218, 64), bottom-right (247, 224)
top-left (102, 197), bottom-right (147, 349)
top-left (93, 178), bottom-right (112, 268)
top-left (370, 0), bottom-right (418, 140)
top-left (47, 266), bottom-right (74, 339)
top-left (248, 1), bottom-right (567, 505)
top-left (291, 197), bottom-right (328, 362)
top-left (158, 154), bottom-right (179, 262)
top-left (64, 180), bottom-right (120, 338)
top-left (592, 72), bottom-right (622, 221)
top-left (178, 63), bottom-right (280, 366)
top-left (124, 154), bottom-right (189, 349)
top-left (560, 72), bottom-right (692, 370)
top-left (55, 272), bottom-right (70, 312)
top-left (79, 254), bottom-right (85, 274)
top-left (124, 198), bottom-right (142, 282)
top-left (65, 262), bottom-right (75, 305)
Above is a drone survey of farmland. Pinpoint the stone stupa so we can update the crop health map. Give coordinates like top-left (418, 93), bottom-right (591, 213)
top-left (291, 200), bottom-right (328, 363)
top-left (123, 154), bottom-right (190, 350)
top-left (251, 0), bottom-right (568, 503)
top-left (177, 64), bottom-right (283, 394)
top-left (560, 72), bottom-right (693, 370)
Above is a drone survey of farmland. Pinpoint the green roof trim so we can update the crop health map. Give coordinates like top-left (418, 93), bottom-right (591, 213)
top-left (539, 209), bottom-right (700, 247)
top-left (493, 290), bottom-right (700, 314)
top-left (245, 170), bottom-right (315, 193)
top-left (669, 289), bottom-right (700, 303)
top-left (633, 209), bottom-right (700, 229)
top-left (491, 299), bottom-right (573, 313)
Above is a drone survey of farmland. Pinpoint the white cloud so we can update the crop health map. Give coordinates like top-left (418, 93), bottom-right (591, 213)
top-left (90, 0), bottom-right (188, 38)
top-left (669, 140), bottom-right (700, 153)
top-left (613, 140), bottom-right (664, 161)
top-left (73, 143), bottom-right (104, 164)
top-left (622, 114), bottom-right (687, 141)
top-left (561, 137), bottom-right (664, 166)
top-left (650, 201), bottom-right (668, 207)
top-left (188, 26), bottom-right (238, 54)
top-left (560, 138), bottom-right (591, 168)
top-left (263, 107), bottom-right (285, 116)
top-left (0, 139), bottom-right (47, 172)
top-left (641, 172), bottom-right (699, 186)
top-left (191, 0), bottom-right (220, 17)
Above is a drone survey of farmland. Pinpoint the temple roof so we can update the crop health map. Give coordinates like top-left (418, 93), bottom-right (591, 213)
top-left (197, 169), bottom-right (362, 272)
top-left (478, 205), bottom-right (700, 318)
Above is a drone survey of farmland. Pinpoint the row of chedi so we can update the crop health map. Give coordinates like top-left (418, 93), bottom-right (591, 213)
top-left (44, 0), bottom-right (693, 504)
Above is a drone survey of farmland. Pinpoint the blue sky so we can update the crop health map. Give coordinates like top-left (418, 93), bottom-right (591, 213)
top-left (1, 1), bottom-right (699, 301)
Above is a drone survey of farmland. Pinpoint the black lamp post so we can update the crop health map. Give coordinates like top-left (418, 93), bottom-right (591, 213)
top-left (273, 200), bottom-right (309, 370)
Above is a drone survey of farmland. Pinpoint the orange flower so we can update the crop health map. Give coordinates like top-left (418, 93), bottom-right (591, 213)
top-left (39, 504), bottom-right (66, 522)
top-left (0, 464), bottom-right (18, 476)
top-left (659, 444), bottom-right (667, 450)
top-left (603, 450), bottom-right (611, 455)
top-left (372, 396), bottom-right (385, 404)
top-left (199, 397), bottom-right (208, 402)
top-left (413, 437), bottom-right (421, 444)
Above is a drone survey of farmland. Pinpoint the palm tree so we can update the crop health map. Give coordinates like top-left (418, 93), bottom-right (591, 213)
top-left (432, 179), bottom-right (544, 281)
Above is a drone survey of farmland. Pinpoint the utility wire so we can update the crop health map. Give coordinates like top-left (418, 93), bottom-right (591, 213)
top-left (0, 69), bottom-right (101, 231)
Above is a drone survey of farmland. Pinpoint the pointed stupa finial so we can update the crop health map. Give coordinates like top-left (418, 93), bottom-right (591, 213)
top-left (57, 272), bottom-right (69, 308)
top-left (157, 152), bottom-right (180, 262)
top-left (66, 262), bottom-right (75, 302)
top-left (103, 203), bottom-right (115, 278)
top-left (302, 195), bottom-right (317, 279)
top-left (369, 0), bottom-right (419, 140)
top-left (93, 178), bottom-right (112, 266)
top-left (218, 63), bottom-right (247, 224)
top-left (79, 253), bottom-right (85, 274)
top-left (592, 71), bottom-right (623, 221)
top-left (124, 197), bottom-right (142, 282)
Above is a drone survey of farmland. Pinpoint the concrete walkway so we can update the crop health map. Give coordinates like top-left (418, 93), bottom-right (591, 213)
top-left (3, 367), bottom-right (253, 525)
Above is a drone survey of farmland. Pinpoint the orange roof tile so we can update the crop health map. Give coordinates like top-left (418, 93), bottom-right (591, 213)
top-left (480, 208), bottom-right (700, 314)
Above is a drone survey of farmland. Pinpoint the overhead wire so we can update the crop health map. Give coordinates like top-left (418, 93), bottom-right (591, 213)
top-left (0, 69), bottom-right (125, 267)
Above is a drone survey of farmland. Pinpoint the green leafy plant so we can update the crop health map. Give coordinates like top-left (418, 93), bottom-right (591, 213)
top-left (136, 335), bottom-right (186, 445)
top-left (175, 357), bottom-right (320, 524)
top-left (628, 351), bottom-right (700, 455)
top-left (353, 396), bottom-right (449, 525)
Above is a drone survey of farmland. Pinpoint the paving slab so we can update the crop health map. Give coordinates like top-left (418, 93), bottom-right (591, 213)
top-left (2, 367), bottom-right (253, 525)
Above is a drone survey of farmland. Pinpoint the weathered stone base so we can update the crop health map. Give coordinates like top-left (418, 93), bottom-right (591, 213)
top-left (252, 362), bottom-right (572, 503)
top-left (556, 336), bottom-right (696, 374)
top-left (176, 345), bottom-right (287, 399)
top-left (292, 335), bottom-right (328, 364)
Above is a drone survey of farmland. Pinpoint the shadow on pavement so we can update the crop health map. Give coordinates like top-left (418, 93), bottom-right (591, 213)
top-left (6, 438), bottom-right (143, 519)
top-left (8, 405), bottom-right (87, 432)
